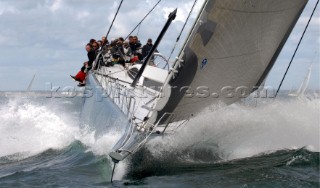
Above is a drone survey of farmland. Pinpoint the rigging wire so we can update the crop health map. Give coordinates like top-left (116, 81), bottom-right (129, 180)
top-left (275, 0), bottom-right (319, 99)
top-left (105, 0), bottom-right (124, 39)
top-left (167, 0), bottom-right (198, 62)
top-left (125, 0), bottom-right (162, 40)
top-left (137, 23), bottom-right (141, 37)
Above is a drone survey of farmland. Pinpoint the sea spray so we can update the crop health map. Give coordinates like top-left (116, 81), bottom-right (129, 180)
top-left (79, 130), bottom-right (128, 180)
top-left (146, 97), bottom-right (320, 162)
top-left (0, 96), bottom-right (128, 180)
top-left (0, 98), bottom-right (121, 161)
top-left (0, 98), bottom-right (79, 159)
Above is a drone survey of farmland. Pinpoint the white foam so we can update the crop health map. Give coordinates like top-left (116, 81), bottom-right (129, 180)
top-left (2, 96), bottom-right (318, 177)
top-left (147, 97), bottom-right (320, 161)
top-left (76, 129), bottom-right (127, 180)
top-left (80, 130), bottom-right (122, 156)
top-left (0, 97), bottom-right (128, 179)
top-left (0, 99), bottom-right (80, 159)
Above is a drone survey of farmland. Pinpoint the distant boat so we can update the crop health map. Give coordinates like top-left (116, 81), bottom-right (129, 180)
top-left (288, 64), bottom-right (312, 97)
top-left (80, 0), bottom-right (309, 163)
top-left (27, 74), bottom-right (36, 91)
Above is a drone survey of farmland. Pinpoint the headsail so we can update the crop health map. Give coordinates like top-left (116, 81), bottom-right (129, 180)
top-left (156, 0), bottom-right (308, 122)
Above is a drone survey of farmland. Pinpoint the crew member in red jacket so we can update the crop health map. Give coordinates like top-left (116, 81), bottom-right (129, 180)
top-left (70, 66), bottom-right (86, 87)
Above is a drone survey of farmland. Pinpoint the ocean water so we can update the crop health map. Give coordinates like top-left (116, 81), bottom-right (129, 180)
top-left (0, 93), bottom-right (319, 187)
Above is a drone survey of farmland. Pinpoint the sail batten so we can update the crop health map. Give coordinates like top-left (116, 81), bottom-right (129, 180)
top-left (155, 0), bottom-right (308, 123)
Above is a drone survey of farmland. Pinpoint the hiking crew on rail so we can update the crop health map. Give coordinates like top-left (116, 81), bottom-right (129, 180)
top-left (71, 36), bottom-right (157, 87)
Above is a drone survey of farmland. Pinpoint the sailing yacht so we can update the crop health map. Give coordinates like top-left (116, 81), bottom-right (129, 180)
top-left (81, 0), bottom-right (309, 163)
top-left (288, 64), bottom-right (312, 97)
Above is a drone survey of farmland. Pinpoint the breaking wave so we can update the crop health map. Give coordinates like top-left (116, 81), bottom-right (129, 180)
top-left (0, 95), bottom-right (318, 182)
top-left (0, 97), bottom-right (121, 160)
top-left (0, 98), bottom-right (79, 160)
top-left (0, 96), bottom-right (126, 180)
top-left (146, 97), bottom-right (320, 162)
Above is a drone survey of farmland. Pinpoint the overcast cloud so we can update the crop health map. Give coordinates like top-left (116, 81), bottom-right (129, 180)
top-left (0, 0), bottom-right (319, 91)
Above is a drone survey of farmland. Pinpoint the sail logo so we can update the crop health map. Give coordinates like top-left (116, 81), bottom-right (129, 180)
top-left (200, 58), bottom-right (208, 70)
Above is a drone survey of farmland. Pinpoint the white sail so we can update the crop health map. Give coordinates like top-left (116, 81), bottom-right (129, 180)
top-left (155, 0), bottom-right (308, 123)
top-left (27, 74), bottom-right (36, 91)
top-left (289, 64), bottom-right (312, 97)
top-left (299, 64), bottom-right (312, 95)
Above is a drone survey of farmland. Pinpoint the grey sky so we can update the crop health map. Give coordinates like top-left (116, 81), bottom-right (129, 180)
top-left (0, 0), bottom-right (319, 91)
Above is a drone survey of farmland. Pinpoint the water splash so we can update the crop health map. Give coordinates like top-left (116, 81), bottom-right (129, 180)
top-left (0, 98), bottom-right (80, 160)
top-left (147, 97), bottom-right (320, 162)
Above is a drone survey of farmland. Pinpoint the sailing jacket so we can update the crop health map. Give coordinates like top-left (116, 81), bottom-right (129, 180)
top-left (75, 71), bottom-right (86, 82)
top-left (87, 50), bottom-right (95, 67)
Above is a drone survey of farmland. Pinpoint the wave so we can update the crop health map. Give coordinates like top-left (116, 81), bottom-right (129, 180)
top-left (0, 95), bottom-right (318, 182)
top-left (0, 96), bottom-right (127, 180)
top-left (0, 141), bottom-right (111, 180)
top-left (125, 148), bottom-right (319, 181)
top-left (0, 97), bottom-right (123, 158)
top-left (0, 98), bottom-right (80, 159)
top-left (145, 97), bottom-right (320, 163)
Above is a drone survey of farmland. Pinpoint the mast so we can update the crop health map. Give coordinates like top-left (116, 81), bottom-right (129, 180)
top-left (131, 9), bottom-right (177, 87)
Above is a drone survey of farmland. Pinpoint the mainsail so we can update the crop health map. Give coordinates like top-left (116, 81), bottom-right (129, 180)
top-left (155, 0), bottom-right (308, 122)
